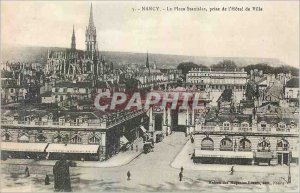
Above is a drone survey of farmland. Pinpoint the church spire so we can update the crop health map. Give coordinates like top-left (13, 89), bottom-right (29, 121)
top-left (146, 51), bottom-right (150, 74)
top-left (146, 51), bottom-right (149, 68)
top-left (86, 3), bottom-right (97, 55)
top-left (88, 3), bottom-right (94, 28)
top-left (71, 25), bottom-right (76, 50)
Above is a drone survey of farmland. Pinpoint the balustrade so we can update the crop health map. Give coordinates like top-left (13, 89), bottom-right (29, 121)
top-left (193, 124), bottom-right (298, 135)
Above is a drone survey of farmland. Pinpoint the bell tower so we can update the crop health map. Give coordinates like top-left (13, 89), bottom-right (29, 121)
top-left (71, 25), bottom-right (76, 50)
top-left (85, 3), bottom-right (98, 57)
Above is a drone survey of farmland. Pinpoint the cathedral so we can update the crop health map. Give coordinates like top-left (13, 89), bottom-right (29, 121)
top-left (46, 4), bottom-right (113, 79)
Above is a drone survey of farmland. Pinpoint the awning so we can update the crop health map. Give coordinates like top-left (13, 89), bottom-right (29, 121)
top-left (120, 136), bottom-right (129, 146)
top-left (1, 142), bottom-right (48, 152)
top-left (195, 149), bottom-right (253, 159)
top-left (46, 144), bottom-right (99, 154)
top-left (255, 152), bottom-right (273, 159)
top-left (140, 126), bottom-right (147, 133)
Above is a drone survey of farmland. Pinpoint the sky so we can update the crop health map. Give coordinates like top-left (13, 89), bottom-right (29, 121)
top-left (1, 1), bottom-right (299, 67)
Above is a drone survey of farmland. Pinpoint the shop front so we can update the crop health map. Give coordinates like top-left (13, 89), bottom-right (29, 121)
top-left (1, 142), bottom-right (48, 160)
top-left (193, 149), bottom-right (254, 165)
top-left (46, 144), bottom-right (101, 161)
top-left (254, 151), bottom-right (273, 165)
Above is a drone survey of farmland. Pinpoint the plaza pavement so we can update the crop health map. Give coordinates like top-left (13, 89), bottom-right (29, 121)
top-left (1, 132), bottom-right (299, 192)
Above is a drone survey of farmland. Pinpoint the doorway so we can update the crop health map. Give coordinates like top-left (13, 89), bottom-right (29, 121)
top-left (277, 153), bottom-right (289, 165)
top-left (154, 114), bottom-right (163, 131)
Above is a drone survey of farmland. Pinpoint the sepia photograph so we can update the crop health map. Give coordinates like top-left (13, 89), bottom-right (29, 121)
top-left (0, 1), bottom-right (299, 192)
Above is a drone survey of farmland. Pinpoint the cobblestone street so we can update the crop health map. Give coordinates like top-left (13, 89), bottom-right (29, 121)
top-left (1, 132), bottom-right (298, 192)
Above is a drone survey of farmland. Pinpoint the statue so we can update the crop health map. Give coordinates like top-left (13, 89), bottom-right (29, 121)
top-left (53, 154), bottom-right (72, 192)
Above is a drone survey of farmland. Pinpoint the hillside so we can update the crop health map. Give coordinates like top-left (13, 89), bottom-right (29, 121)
top-left (0, 45), bottom-right (292, 69)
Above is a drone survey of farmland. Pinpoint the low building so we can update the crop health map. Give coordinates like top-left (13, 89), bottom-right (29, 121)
top-left (187, 68), bottom-right (248, 106)
top-left (1, 107), bottom-right (149, 161)
top-left (284, 77), bottom-right (299, 107)
top-left (41, 91), bottom-right (53, 104)
top-left (192, 107), bottom-right (299, 165)
top-left (51, 81), bottom-right (96, 105)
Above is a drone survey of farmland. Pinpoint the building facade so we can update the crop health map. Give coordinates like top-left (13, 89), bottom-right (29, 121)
top-left (1, 108), bottom-right (149, 161)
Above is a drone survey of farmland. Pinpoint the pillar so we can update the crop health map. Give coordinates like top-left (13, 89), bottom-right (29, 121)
top-left (191, 109), bottom-right (195, 133)
top-left (167, 108), bottom-right (171, 135)
top-left (162, 108), bottom-right (167, 136)
top-left (149, 107), bottom-right (154, 132)
top-left (186, 109), bottom-right (189, 135)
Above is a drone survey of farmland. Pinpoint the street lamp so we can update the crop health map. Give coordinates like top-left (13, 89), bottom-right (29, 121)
top-left (287, 151), bottom-right (291, 183)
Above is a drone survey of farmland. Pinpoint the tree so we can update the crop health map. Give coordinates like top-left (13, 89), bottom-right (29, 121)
top-left (245, 81), bottom-right (259, 100)
top-left (125, 78), bottom-right (139, 94)
top-left (244, 63), bottom-right (299, 76)
top-left (211, 60), bottom-right (237, 70)
top-left (177, 62), bottom-right (208, 81)
top-left (177, 62), bottom-right (199, 75)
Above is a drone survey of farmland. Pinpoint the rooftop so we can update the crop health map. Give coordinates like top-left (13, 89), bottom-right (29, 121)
top-left (286, 77), bottom-right (299, 88)
top-left (54, 81), bottom-right (93, 88)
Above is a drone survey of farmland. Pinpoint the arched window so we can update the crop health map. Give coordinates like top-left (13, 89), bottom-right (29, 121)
top-left (220, 137), bottom-right (233, 151)
top-left (278, 122), bottom-right (286, 131)
top-left (277, 139), bottom-right (289, 151)
top-left (223, 122), bottom-right (230, 130)
top-left (1, 131), bottom-right (11, 141)
top-left (71, 133), bottom-right (82, 144)
top-left (290, 121), bottom-right (296, 128)
top-left (89, 133), bottom-right (101, 144)
top-left (36, 131), bottom-right (47, 142)
top-left (18, 132), bottom-right (29, 143)
top-left (260, 121), bottom-right (267, 131)
top-left (201, 137), bottom-right (214, 150)
top-left (53, 132), bottom-right (64, 143)
top-left (257, 138), bottom-right (270, 151)
top-left (239, 138), bottom-right (251, 151)
top-left (241, 122), bottom-right (249, 131)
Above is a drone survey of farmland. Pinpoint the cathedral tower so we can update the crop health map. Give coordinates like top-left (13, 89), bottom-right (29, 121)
top-left (85, 3), bottom-right (98, 56)
top-left (71, 25), bottom-right (76, 50)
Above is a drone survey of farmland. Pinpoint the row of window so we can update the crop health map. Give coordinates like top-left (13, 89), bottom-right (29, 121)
top-left (1, 131), bottom-right (102, 144)
top-left (220, 121), bottom-right (296, 130)
top-left (201, 137), bottom-right (289, 151)
top-left (188, 73), bottom-right (247, 77)
top-left (53, 88), bottom-right (89, 93)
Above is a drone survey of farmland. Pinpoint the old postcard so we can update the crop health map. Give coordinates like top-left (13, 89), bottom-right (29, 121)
top-left (0, 1), bottom-right (299, 192)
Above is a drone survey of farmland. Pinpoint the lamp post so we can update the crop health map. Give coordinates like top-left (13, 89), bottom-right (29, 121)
top-left (287, 151), bottom-right (291, 184)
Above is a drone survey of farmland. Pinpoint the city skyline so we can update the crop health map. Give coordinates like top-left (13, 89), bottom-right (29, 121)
top-left (1, 1), bottom-right (299, 68)
top-left (1, 1), bottom-right (299, 192)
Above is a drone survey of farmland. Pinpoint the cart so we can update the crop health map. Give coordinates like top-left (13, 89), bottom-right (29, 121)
top-left (143, 142), bottom-right (152, 154)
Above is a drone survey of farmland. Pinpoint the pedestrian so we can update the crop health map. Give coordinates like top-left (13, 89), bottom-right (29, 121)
top-left (25, 166), bottom-right (30, 177)
top-left (181, 166), bottom-right (184, 172)
top-left (25, 166), bottom-right (29, 175)
top-left (127, 171), bottom-right (131, 180)
top-left (230, 166), bottom-right (234, 175)
top-left (45, 174), bottom-right (50, 185)
top-left (179, 171), bottom-right (183, 182)
top-left (191, 136), bottom-right (194, 143)
top-left (136, 144), bottom-right (138, 152)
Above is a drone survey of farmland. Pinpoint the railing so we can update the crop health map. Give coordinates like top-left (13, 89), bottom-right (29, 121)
top-left (196, 125), bottom-right (299, 135)
top-left (1, 109), bottom-right (147, 129)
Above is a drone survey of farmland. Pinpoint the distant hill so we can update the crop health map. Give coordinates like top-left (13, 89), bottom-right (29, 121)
top-left (0, 45), bottom-right (293, 69)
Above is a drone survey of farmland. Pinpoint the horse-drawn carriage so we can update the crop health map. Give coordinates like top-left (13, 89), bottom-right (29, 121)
top-left (143, 142), bottom-right (154, 154)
